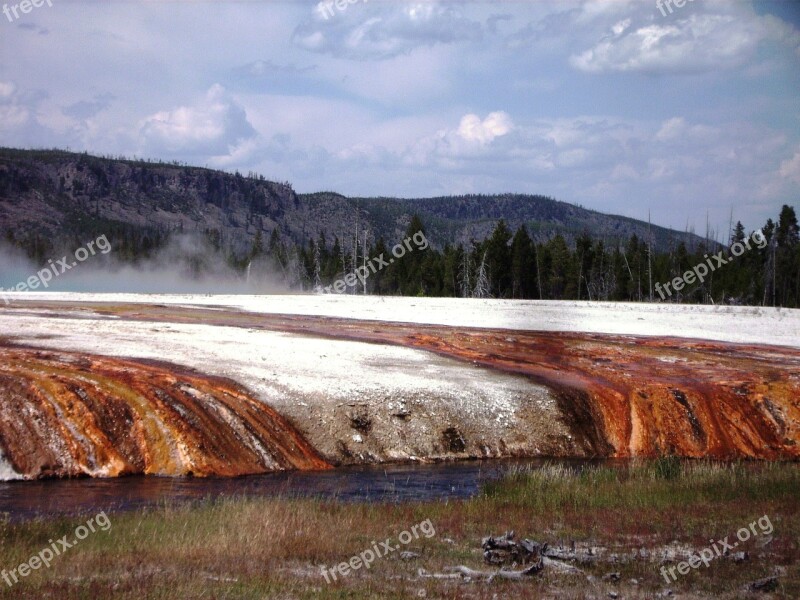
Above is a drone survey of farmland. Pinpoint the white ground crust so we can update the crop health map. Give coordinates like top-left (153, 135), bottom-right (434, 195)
top-left (5, 293), bottom-right (799, 348)
top-left (0, 313), bottom-right (571, 465)
top-left (0, 446), bottom-right (22, 480)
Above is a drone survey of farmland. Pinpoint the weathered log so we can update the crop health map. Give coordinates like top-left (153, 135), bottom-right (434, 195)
top-left (431, 562), bottom-right (544, 581)
top-left (416, 568), bottom-right (461, 580)
top-left (482, 531), bottom-right (546, 566)
top-left (542, 557), bottom-right (583, 574)
top-left (418, 532), bottom-right (585, 584)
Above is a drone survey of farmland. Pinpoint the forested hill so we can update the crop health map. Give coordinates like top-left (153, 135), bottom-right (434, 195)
top-left (1, 148), bottom-right (797, 307)
top-left (356, 193), bottom-right (690, 250)
top-left (0, 147), bottom-right (701, 261)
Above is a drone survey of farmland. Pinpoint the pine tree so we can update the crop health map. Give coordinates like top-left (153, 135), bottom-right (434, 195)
top-left (775, 205), bottom-right (799, 306)
top-left (485, 219), bottom-right (512, 297)
top-left (510, 225), bottom-right (535, 299)
top-left (458, 247), bottom-right (472, 298)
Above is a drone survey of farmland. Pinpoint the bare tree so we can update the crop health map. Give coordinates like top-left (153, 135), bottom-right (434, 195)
top-left (362, 228), bottom-right (368, 295)
top-left (312, 243), bottom-right (322, 292)
top-left (473, 252), bottom-right (491, 299)
top-left (647, 211), bottom-right (653, 302)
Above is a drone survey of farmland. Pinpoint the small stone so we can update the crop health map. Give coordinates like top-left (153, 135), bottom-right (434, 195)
top-left (602, 572), bottom-right (621, 583)
top-left (748, 576), bottom-right (778, 592)
top-left (399, 551), bottom-right (420, 560)
top-left (756, 535), bottom-right (773, 548)
top-left (730, 551), bottom-right (748, 563)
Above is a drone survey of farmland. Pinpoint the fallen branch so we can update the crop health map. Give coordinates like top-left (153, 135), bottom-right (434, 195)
top-left (418, 562), bottom-right (543, 582)
top-left (416, 532), bottom-right (585, 584)
top-left (542, 557), bottom-right (584, 574)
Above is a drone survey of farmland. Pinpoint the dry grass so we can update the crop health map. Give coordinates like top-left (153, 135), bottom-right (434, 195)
top-left (0, 461), bottom-right (797, 599)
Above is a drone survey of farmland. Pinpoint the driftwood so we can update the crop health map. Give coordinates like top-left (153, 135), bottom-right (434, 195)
top-left (416, 568), bottom-right (462, 580)
top-left (482, 531), bottom-right (546, 566)
top-left (542, 557), bottom-right (583, 574)
top-left (418, 532), bottom-right (584, 583)
top-left (544, 542), bottom-right (605, 563)
top-left (417, 563), bottom-right (543, 582)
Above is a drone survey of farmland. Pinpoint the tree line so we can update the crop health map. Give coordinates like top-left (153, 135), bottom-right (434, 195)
top-left (3, 204), bottom-right (798, 308)
top-left (264, 206), bottom-right (799, 308)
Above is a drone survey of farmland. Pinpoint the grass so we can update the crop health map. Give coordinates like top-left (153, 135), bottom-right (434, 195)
top-left (0, 461), bottom-right (797, 599)
top-left (481, 458), bottom-right (800, 512)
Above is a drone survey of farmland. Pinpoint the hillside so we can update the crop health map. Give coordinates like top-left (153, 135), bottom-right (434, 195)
top-left (0, 148), bottom-right (703, 258)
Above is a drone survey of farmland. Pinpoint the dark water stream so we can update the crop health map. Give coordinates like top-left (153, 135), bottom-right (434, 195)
top-left (0, 458), bottom-right (602, 521)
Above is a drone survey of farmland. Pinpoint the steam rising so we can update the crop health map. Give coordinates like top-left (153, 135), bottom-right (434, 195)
top-left (0, 234), bottom-right (293, 295)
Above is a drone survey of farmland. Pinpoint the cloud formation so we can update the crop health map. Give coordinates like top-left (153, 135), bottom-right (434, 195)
top-left (0, 0), bottom-right (797, 232)
top-left (571, 12), bottom-right (800, 74)
top-left (780, 150), bottom-right (800, 185)
top-left (293, 1), bottom-right (482, 60)
top-left (138, 85), bottom-right (256, 158)
top-left (457, 112), bottom-right (513, 144)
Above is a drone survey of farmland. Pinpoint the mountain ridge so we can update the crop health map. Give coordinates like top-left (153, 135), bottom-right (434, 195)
top-left (0, 147), bottom-right (706, 256)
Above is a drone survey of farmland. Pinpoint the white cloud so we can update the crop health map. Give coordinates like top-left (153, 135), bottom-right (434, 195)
top-left (457, 112), bottom-right (513, 144)
top-left (575, 0), bottom-right (638, 25)
top-left (611, 19), bottom-right (631, 37)
top-left (571, 12), bottom-right (800, 74)
top-left (655, 117), bottom-right (686, 141)
top-left (610, 163), bottom-right (639, 181)
top-left (400, 111), bottom-right (516, 169)
top-left (0, 82), bottom-right (16, 99)
top-left (556, 148), bottom-right (589, 168)
top-left (0, 105), bottom-right (30, 130)
top-left (0, 82), bottom-right (32, 136)
top-left (293, 1), bottom-right (482, 60)
top-left (138, 85), bottom-right (256, 158)
top-left (1, 0), bottom-right (797, 231)
top-left (779, 150), bottom-right (800, 185)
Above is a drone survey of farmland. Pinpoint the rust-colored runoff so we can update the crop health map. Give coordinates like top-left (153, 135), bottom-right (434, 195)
top-left (229, 313), bottom-right (799, 460)
top-left (0, 345), bottom-right (330, 479)
top-left (2, 301), bottom-right (798, 477)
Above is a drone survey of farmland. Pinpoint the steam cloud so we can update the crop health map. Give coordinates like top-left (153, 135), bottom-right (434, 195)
top-left (0, 234), bottom-right (293, 295)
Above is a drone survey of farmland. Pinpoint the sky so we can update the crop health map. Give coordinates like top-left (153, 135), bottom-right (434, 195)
top-left (1, 0), bottom-right (799, 235)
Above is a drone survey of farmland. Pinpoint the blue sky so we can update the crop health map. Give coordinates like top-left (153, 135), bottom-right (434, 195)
top-left (1, 0), bottom-right (798, 235)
